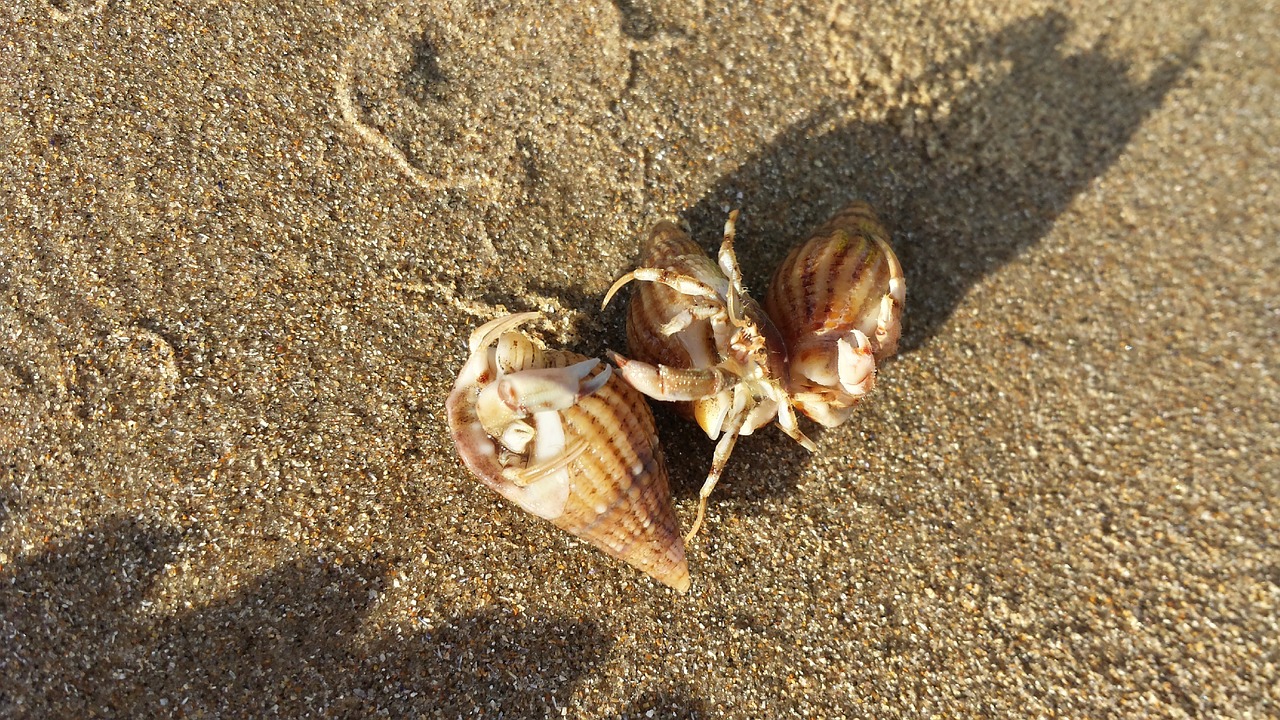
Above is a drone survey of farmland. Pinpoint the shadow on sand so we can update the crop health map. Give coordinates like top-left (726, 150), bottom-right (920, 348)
top-left (687, 10), bottom-right (1197, 353)
top-left (0, 516), bottom-right (611, 716)
top-left (661, 11), bottom-right (1197, 506)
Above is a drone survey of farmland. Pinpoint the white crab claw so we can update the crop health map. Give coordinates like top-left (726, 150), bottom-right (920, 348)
top-left (873, 281), bottom-right (905, 359)
top-left (836, 331), bottom-right (876, 398)
top-left (497, 359), bottom-right (607, 414)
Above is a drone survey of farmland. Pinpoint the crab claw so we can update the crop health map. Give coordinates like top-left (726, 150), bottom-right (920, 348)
top-left (607, 351), bottom-right (736, 402)
top-left (788, 328), bottom-right (870, 394)
top-left (781, 329), bottom-right (878, 428)
top-left (872, 276), bottom-right (906, 360)
top-left (835, 331), bottom-right (877, 399)
top-left (497, 359), bottom-right (611, 414)
top-left (602, 268), bottom-right (721, 311)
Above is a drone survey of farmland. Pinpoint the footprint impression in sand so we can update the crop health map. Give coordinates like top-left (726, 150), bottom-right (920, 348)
top-left (336, 1), bottom-right (649, 208)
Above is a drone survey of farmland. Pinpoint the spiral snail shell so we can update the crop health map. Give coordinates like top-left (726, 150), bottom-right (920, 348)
top-left (764, 202), bottom-right (906, 428)
top-left (602, 213), bottom-right (815, 540)
top-left (446, 312), bottom-right (690, 592)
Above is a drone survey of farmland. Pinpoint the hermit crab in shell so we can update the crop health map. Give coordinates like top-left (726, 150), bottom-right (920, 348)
top-left (602, 211), bottom-right (816, 540)
top-left (765, 201), bottom-right (906, 428)
top-left (446, 311), bottom-right (690, 592)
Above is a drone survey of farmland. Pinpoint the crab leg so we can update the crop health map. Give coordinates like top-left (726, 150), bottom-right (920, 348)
top-left (834, 332), bottom-right (877, 398)
top-left (685, 395), bottom-right (749, 542)
top-left (602, 268), bottom-right (721, 310)
top-left (773, 397), bottom-right (818, 452)
top-left (503, 430), bottom-right (591, 487)
top-left (607, 351), bottom-right (736, 402)
top-left (716, 209), bottom-right (751, 326)
top-left (657, 305), bottom-right (721, 336)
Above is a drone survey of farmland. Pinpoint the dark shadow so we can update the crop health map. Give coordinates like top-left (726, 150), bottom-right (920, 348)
top-left (611, 0), bottom-right (668, 41)
top-left (373, 609), bottom-right (609, 718)
top-left (620, 684), bottom-right (711, 719)
top-left (688, 11), bottom-right (1199, 352)
top-left (0, 480), bottom-right (22, 536)
top-left (0, 516), bottom-right (181, 717)
top-left (402, 29), bottom-right (449, 105)
top-left (651, 401), bottom-right (815, 511)
top-left (0, 517), bottom-right (610, 717)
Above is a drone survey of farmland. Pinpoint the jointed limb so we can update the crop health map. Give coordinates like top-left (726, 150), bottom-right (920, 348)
top-left (657, 305), bottom-right (721, 336)
top-left (602, 267), bottom-right (721, 310)
top-left (774, 400), bottom-right (818, 452)
top-left (685, 404), bottom-right (748, 542)
top-left (607, 351), bottom-right (737, 402)
top-left (503, 434), bottom-right (589, 487)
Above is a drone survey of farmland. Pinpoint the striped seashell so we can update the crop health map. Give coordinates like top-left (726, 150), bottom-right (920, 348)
top-left (764, 201), bottom-right (906, 428)
top-left (446, 312), bottom-right (690, 592)
top-left (603, 213), bottom-right (815, 540)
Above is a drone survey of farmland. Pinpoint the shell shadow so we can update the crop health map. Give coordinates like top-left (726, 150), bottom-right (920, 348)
top-left (687, 10), bottom-right (1200, 353)
top-left (0, 516), bottom-right (610, 717)
top-left (651, 10), bottom-right (1199, 516)
top-left (654, 402), bottom-right (817, 514)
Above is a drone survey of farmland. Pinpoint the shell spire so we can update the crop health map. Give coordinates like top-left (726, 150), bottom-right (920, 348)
top-left (447, 312), bottom-right (690, 592)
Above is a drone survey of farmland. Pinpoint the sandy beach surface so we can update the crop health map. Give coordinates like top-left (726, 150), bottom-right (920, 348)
top-left (2, 0), bottom-right (1277, 716)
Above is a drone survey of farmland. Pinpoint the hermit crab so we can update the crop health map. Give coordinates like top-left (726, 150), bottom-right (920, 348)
top-left (601, 211), bottom-right (816, 540)
top-left (446, 312), bottom-right (690, 591)
top-left (764, 201), bottom-right (906, 428)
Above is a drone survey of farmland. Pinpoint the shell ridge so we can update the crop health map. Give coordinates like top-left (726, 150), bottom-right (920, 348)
top-left (448, 315), bottom-right (689, 591)
top-left (763, 201), bottom-right (905, 427)
top-left (555, 375), bottom-right (685, 583)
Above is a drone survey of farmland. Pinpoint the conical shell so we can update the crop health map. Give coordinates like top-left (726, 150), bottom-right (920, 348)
top-left (447, 313), bottom-right (690, 592)
top-left (764, 202), bottom-right (906, 427)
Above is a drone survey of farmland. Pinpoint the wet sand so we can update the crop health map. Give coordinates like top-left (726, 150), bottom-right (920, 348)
top-left (2, 0), bottom-right (1277, 716)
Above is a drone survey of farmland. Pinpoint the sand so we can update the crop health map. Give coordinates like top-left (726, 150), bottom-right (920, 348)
top-left (1, 0), bottom-right (1277, 717)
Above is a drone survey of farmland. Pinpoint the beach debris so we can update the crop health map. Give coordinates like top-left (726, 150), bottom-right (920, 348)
top-left (446, 312), bottom-right (690, 592)
top-left (764, 201), bottom-right (906, 428)
top-left (601, 212), bottom-right (816, 541)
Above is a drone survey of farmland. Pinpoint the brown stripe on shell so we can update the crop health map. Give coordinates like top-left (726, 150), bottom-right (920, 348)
top-left (448, 340), bottom-right (689, 592)
top-left (550, 360), bottom-right (687, 590)
top-left (825, 237), bottom-right (877, 333)
top-left (643, 221), bottom-right (705, 267)
top-left (765, 201), bottom-right (898, 352)
top-left (772, 231), bottom-right (807, 351)
top-left (813, 229), bottom-right (869, 333)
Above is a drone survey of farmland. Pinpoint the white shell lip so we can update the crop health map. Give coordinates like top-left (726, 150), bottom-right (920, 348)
top-left (447, 312), bottom-right (576, 521)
